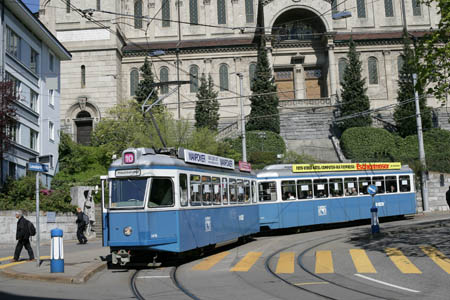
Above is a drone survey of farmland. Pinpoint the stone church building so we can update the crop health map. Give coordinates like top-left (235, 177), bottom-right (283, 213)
top-left (39, 0), bottom-right (447, 160)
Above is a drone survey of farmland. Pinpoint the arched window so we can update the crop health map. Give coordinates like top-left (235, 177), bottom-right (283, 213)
top-left (189, 0), bottom-right (198, 24)
top-left (412, 0), bottom-right (421, 16)
top-left (162, 0), bottom-right (171, 27)
top-left (134, 1), bottom-right (142, 29)
top-left (249, 63), bottom-right (256, 89)
top-left (130, 68), bottom-right (139, 96)
top-left (66, 0), bottom-right (70, 13)
top-left (368, 57), bottom-right (379, 85)
top-left (338, 58), bottom-right (348, 85)
top-left (217, 0), bottom-right (226, 24)
top-left (219, 64), bottom-right (228, 91)
top-left (331, 0), bottom-right (338, 14)
top-left (384, 0), bottom-right (393, 17)
top-left (397, 55), bottom-right (405, 78)
top-left (245, 0), bottom-right (254, 23)
top-left (190, 65), bottom-right (199, 93)
top-left (160, 67), bottom-right (169, 94)
top-left (357, 0), bottom-right (366, 18)
top-left (81, 65), bottom-right (86, 88)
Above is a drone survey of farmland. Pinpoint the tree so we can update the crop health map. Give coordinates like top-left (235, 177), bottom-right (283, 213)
top-left (134, 57), bottom-right (159, 108)
top-left (0, 81), bottom-right (17, 186)
top-left (338, 39), bottom-right (371, 132)
top-left (417, 0), bottom-right (450, 102)
top-left (394, 31), bottom-right (432, 137)
top-left (195, 74), bottom-right (219, 131)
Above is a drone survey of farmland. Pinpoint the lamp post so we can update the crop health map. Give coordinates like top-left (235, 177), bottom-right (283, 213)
top-left (236, 73), bottom-right (247, 162)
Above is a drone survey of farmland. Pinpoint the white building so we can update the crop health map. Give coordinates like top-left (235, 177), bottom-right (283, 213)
top-left (1, 0), bottom-right (71, 186)
top-left (39, 0), bottom-right (445, 160)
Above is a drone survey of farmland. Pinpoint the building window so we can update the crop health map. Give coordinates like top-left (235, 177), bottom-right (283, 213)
top-left (97, 0), bottom-right (101, 10)
top-left (189, 0), bottom-right (198, 24)
top-left (130, 68), bottom-right (139, 96)
top-left (49, 53), bottom-right (54, 71)
top-left (249, 63), bottom-right (256, 89)
top-left (384, 0), bottom-right (394, 17)
top-left (162, 0), bottom-right (170, 27)
top-left (412, 0), bottom-right (421, 16)
top-left (397, 55), bottom-right (405, 78)
top-left (66, 0), bottom-right (70, 13)
top-left (6, 72), bottom-right (20, 97)
top-left (7, 123), bottom-right (19, 143)
top-left (338, 58), bottom-right (348, 84)
top-left (6, 27), bottom-right (20, 59)
top-left (49, 89), bottom-right (54, 107)
top-left (368, 57), bottom-right (379, 84)
top-left (357, 0), bottom-right (366, 18)
top-left (30, 129), bottom-right (38, 151)
top-left (81, 65), bottom-right (86, 88)
top-left (219, 64), bottom-right (228, 91)
top-left (8, 162), bottom-right (16, 179)
top-left (30, 49), bottom-right (39, 73)
top-left (160, 67), bottom-right (169, 94)
top-left (31, 90), bottom-right (38, 112)
top-left (245, 0), bottom-right (254, 23)
top-left (49, 121), bottom-right (54, 141)
top-left (134, 1), bottom-right (143, 29)
top-left (190, 65), bottom-right (199, 93)
top-left (217, 0), bottom-right (226, 24)
top-left (331, 0), bottom-right (338, 14)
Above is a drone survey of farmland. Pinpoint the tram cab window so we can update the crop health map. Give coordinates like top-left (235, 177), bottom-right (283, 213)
top-left (313, 179), bottom-right (329, 198)
top-left (252, 181), bottom-right (257, 203)
top-left (230, 179), bottom-right (237, 204)
top-left (202, 176), bottom-right (212, 206)
top-left (212, 177), bottom-right (221, 205)
top-left (344, 178), bottom-right (358, 196)
top-left (297, 180), bottom-right (313, 199)
top-left (237, 179), bottom-right (244, 203)
top-left (358, 177), bottom-right (371, 195)
top-left (386, 176), bottom-right (397, 193)
top-left (190, 175), bottom-right (202, 206)
top-left (329, 178), bottom-right (343, 197)
top-left (258, 181), bottom-right (277, 202)
top-left (148, 178), bottom-right (174, 207)
top-left (244, 180), bottom-right (251, 203)
top-left (222, 178), bottom-right (229, 205)
top-left (399, 175), bottom-right (411, 192)
top-left (111, 178), bottom-right (147, 208)
top-left (179, 174), bottom-right (188, 206)
top-left (282, 180), bottom-right (296, 200)
top-left (372, 176), bottom-right (385, 193)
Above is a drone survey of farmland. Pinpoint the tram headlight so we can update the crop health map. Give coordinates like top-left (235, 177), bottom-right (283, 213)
top-left (123, 226), bottom-right (132, 236)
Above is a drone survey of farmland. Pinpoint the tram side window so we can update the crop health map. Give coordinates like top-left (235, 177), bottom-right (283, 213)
top-left (252, 181), bottom-right (257, 203)
top-left (399, 175), bottom-right (411, 192)
top-left (258, 181), bottom-right (277, 202)
top-left (148, 178), bottom-right (174, 207)
top-left (314, 179), bottom-right (329, 198)
top-left (329, 178), bottom-right (343, 197)
top-left (344, 178), bottom-right (358, 196)
top-left (230, 179), bottom-right (237, 204)
top-left (386, 176), bottom-right (397, 193)
top-left (358, 177), bottom-right (371, 195)
top-left (297, 180), bottom-right (313, 199)
top-left (222, 178), bottom-right (229, 204)
top-left (373, 176), bottom-right (385, 193)
top-left (244, 180), bottom-right (251, 203)
top-left (202, 176), bottom-right (212, 206)
top-left (282, 180), bottom-right (296, 200)
top-left (237, 179), bottom-right (244, 203)
top-left (179, 174), bottom-right (188, 206)
top-left (190, 175), bottom-right (202, 206)
top-left (212, 177), bottom-right (221, 205)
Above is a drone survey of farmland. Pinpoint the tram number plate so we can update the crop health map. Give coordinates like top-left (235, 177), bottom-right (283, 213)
top-left (205, 217), bottom-right (211, 232)
top-left (318, 205), bottom-right (327, 216)
top-left (375, 202), bottom-right (385, 207)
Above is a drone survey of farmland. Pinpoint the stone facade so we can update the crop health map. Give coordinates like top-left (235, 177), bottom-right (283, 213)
top-left (416, 172), bottom-right (450, 213)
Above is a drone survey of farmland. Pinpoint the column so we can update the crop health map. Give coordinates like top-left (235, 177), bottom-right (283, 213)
top-left (383, 50), bottom-right (394, 102)
top-left (327, 44), bottom-right (338, 102)
top-left (294, 65), bottom-right (305, 99)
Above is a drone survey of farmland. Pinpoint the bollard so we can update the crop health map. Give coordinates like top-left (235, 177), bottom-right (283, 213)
top-left (370, 207), bottom-right (380, 234)
top-left (50, 228), bottom-right (64, 273)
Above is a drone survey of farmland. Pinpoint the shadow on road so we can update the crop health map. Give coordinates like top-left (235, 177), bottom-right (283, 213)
top-left (0, 291), bottom-right (70, 300)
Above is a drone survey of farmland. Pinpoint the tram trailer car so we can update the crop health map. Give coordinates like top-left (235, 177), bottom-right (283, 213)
top-left (101, 148), bottom-right (259, 265)
top-left (257, 163), bottom-right (416, 230)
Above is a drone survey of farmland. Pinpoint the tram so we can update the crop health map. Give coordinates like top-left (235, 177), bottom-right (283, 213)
top-left (257, 162), bottom-right (416, 230)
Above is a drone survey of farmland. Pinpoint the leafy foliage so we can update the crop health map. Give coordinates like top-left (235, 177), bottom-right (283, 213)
top-left (338, 40), bottom-right (371, 132)
top-left (0, 81), bottom-right (18, 184)
top-left (195, 74), bottom-right (220, 131)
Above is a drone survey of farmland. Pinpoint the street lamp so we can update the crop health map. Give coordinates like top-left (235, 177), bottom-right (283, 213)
top-left (332, 11), bottom-right (351, 20)
top-left (236, 73), bottom-right (247, 162)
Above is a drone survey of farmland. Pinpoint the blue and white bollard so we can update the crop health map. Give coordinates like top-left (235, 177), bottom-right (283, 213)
top-left (50, 228), bottom-right (64, 273)
top-left (370, 207), bottom-right (380, 234)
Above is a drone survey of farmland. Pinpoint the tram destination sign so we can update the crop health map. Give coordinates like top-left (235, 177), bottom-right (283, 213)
top-left (183, 149), bottom-right (235, 170)
top-left (292, 162), bottom-right (401, 173)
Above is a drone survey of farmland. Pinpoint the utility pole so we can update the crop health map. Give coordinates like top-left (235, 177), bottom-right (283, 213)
top-left (35, 156), bottom-right (40, 267)
top-left (237, 73), bottom-right (247, 162)
top-left (176, 0), bottom-right (182, 119)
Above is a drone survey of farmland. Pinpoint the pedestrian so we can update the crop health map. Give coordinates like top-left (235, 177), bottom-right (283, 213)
top-left (13, 210), bottom-right (35, 262)
top-left (446, 186), bottom-right (450, 209)
top-left (76, 207), bottom-right (88, 244)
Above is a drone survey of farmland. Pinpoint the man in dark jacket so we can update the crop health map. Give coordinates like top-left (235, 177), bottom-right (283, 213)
top-left (13, 211), bottom-right (35, 261)
top-left (76, 207), bottom-right (88, 244)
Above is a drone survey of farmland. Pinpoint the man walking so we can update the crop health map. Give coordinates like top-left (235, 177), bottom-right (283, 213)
top-left (13, 211), bottom-right (35, 261)
top-left (76, 207), bottom-right (88, 244)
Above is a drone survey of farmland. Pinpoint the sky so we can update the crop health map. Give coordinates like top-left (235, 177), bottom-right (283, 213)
top-left (23, 0), bottom-right (40, 13)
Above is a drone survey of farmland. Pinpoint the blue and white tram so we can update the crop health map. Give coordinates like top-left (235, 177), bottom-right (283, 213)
top-left (101, 148), bottom-right (259, 265)
top-left (257, 163), bottom-right (416, 230)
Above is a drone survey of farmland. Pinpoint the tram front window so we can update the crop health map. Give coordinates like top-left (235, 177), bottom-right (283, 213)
top-left (111, 178), bottom-right (147, 208)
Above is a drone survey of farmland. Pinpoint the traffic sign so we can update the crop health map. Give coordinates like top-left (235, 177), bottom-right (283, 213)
top-left (368, 184), bottom-right (377, 195)
top-left (27, 162), bottom-right (48, 172)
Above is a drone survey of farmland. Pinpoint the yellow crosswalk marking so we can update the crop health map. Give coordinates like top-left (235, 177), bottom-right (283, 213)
top-left (0, 256), bottom-right (13, 262)
top-left (315, 250), bottom-right (334, 274)
top-left (276, 252), bottom-right (295, 274)
top-left (350, 249), bottom-right (376, 273)
top-left (421, 246), bottom-right (450, 274)
top-left (230, 252), bottom-right (262, 272)
top-left (192, 251), bottom-right (230, 271)
top-left (385, 248), bottom-right (421, 274)
top-left (0, 256), bottom-right (50, 270)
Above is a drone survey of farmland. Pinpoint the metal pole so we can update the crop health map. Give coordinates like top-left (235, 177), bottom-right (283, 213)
top-left (35, 157), bottom-right (40, 267)
top-left (176, 0), bottom-right (181, 119)
top-left (400, 0), bottom-right (408, 31)
top-left (237, 73), bottom-right (247, 162)
top-left (413, 73), bottom-right (429, 211)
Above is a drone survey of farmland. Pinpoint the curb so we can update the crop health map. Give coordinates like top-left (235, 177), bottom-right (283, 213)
top-left (0, 262), bottom-right (106, 284)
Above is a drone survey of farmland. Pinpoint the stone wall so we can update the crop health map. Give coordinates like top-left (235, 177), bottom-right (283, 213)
top-left (416, 172), bottom-right (450, 212)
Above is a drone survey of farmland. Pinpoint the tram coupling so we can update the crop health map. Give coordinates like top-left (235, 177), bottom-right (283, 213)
top-left (111, 249), bottom-right (131, 266)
